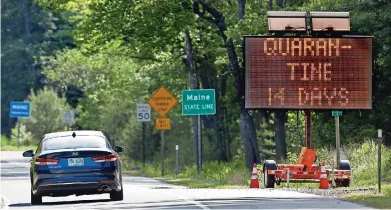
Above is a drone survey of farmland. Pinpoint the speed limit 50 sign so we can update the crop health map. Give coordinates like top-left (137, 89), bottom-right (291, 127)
top-left (137, 104), bottom-right (151, 122)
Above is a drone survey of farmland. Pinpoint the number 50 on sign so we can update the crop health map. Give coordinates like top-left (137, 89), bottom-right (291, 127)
top-left (137, 104), bottom-right (151, 122)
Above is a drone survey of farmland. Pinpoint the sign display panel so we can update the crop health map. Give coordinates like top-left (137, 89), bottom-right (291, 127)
top-left (244, 36), bottom-right (373, 109)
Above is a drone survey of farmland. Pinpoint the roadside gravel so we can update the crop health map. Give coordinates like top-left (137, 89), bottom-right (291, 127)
top-left (278, 187), bottom-right (377, 198)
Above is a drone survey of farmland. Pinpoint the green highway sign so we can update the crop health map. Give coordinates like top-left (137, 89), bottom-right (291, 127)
top-left (332, 110), bottom-right (342, 117)
top-left (182, 89), bottom-right (216, 116)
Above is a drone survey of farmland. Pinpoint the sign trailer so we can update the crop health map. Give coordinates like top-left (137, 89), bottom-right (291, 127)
top-left (244, 35), bottom-right (374, 188)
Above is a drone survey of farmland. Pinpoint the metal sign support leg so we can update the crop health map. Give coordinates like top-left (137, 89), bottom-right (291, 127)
top-left (161, 130), bottom-right (165, 176)
top-left (197, 115), bottom-right (202, 174)
top-left (305, 110), bottom-right (312, 149)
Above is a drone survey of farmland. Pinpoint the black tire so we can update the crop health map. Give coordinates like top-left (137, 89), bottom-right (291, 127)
top-left (339, 160), bottom-right (351, 187)
top-left (263, 160), bottom-right (277, 188)
top-left (342, 179), bottom-right (350, 187)
top-left (110, 185), bottom-right (123, 201)
top-left (31, 189), bottom-right (42, 205)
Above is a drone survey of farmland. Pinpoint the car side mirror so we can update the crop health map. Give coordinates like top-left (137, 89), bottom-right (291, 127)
top-left (23, 150), bottom-right (34, 157)
top-left (114, 146), bottom-right (124, 153)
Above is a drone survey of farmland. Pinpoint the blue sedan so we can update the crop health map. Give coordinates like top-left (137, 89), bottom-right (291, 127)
top-left (23, 130), bottom-right (124, 204)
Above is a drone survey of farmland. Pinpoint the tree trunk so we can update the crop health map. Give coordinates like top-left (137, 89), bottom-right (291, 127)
top-left (196, 0), bottom-right (260, 171)
top-left (220, 68), bottom-right (232, 160)
top-left (23, 0), bottom-right (32, 44)
top-left (268, 0), bottom-right (273, 10)
top-left (199, 63), bottom-right (227, 161)
top-left (276, 0), bottom-right (285, 8)
top-left (238, 0), bottom-right (246, 19)
top-left (258, 110), bottom-right (265, 159)
top-left (240, 109), bottom-right (261, 169)
top-left (184, 30), bottom-right (200, 167)
top-left (274, 110), bottom-right (287, 163)
top-left (238, 0), bottom-right (261, 169)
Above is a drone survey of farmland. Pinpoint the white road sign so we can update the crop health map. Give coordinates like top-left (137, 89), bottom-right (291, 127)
top-left (63, 110), bottom-right (75, 125)
top-left (137, 104), bottom-right (151, 122)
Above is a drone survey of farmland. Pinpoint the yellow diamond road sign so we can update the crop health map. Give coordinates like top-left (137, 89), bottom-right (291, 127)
top-left (147, 86), bottom-right (177, 117)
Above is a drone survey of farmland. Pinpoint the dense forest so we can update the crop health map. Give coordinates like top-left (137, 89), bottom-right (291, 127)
top-left (2, 0), bottom-right (390, 171)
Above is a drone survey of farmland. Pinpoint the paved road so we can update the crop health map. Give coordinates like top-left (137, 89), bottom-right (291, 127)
top-left (0, 151), bottom-right (374, 210)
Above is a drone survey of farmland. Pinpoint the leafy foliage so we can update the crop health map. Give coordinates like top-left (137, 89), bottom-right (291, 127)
top-left (4, 0), bottom-right (391, 183)
top-left (11, 123), bottom-right (35, 145)
top-left (21, 86), bottom-right (71, 141)
top-left (1, 0), bottom-right (73, 135)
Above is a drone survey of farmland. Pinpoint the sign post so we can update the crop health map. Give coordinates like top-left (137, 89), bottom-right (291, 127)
top-left (147, 86), bottom-right (177, 177)
top-left (137, 104), bottom-right (151, 167)
top-left (378, 129), bottom-right (382, 193)
top-left (161, 129), bottom-right (165, 176)
top-left (332, 110), bottom-right (342, 168)
top-left (175, 145), bottom-right (179, 177)
top-left (9, 101), bottom-right (31, 148)
top-left (17, 119), bottom-right (21, 148)
top-left (154, 117), bottom-right (171, 176)
top-left (182, 89), bottom-right (216, 173)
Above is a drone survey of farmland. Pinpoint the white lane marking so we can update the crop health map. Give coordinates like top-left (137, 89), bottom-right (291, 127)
top-left (163, 191), bottom-right (210, 210)
top-left (2, 195), bottom-right (10, 210)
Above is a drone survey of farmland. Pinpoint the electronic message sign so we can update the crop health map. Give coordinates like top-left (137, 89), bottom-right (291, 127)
top-left (244, 36), bottom-right (373, 109)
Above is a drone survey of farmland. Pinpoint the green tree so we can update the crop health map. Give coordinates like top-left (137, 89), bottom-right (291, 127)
top-left (21, 86), bottom-right (71, 140)
top-left (1, 0), bottom-right (74, 136)
top-left (11, 123), bottom-right (35, 145)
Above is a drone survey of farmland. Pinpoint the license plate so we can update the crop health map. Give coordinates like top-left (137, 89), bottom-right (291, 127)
top-left (68, 158), bottom-right (84, 166)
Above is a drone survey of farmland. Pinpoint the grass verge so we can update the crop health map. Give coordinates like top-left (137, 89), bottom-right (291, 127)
top-left (123, 170), bottom-right (248, 189)
top-left (342, 184), bottom-right (391, 209)
top-left (165, 179), bottom-right (247, 189)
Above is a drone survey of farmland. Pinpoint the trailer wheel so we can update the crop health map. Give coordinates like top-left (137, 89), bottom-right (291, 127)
top-left (342, 179), bottom-right (350, 187)
top-left (263, 160), bottom-right (277, 188)
top-left (339, 160), bottom-right (351, 187)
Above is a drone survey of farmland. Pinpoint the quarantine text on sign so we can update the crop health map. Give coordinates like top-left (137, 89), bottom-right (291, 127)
top-left (244, 36), bottom-right (373, 109)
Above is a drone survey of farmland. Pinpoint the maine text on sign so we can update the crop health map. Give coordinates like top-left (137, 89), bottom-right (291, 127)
top-left (9, 101), bottom-right (31, 118)
top-left (182, 89), bottom-right (216, 115)
top-left (244, 36), bottom-right (373, 109)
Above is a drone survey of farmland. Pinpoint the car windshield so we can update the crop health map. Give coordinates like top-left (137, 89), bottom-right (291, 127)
top-left (43, 136), bottom-right (107, 150)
